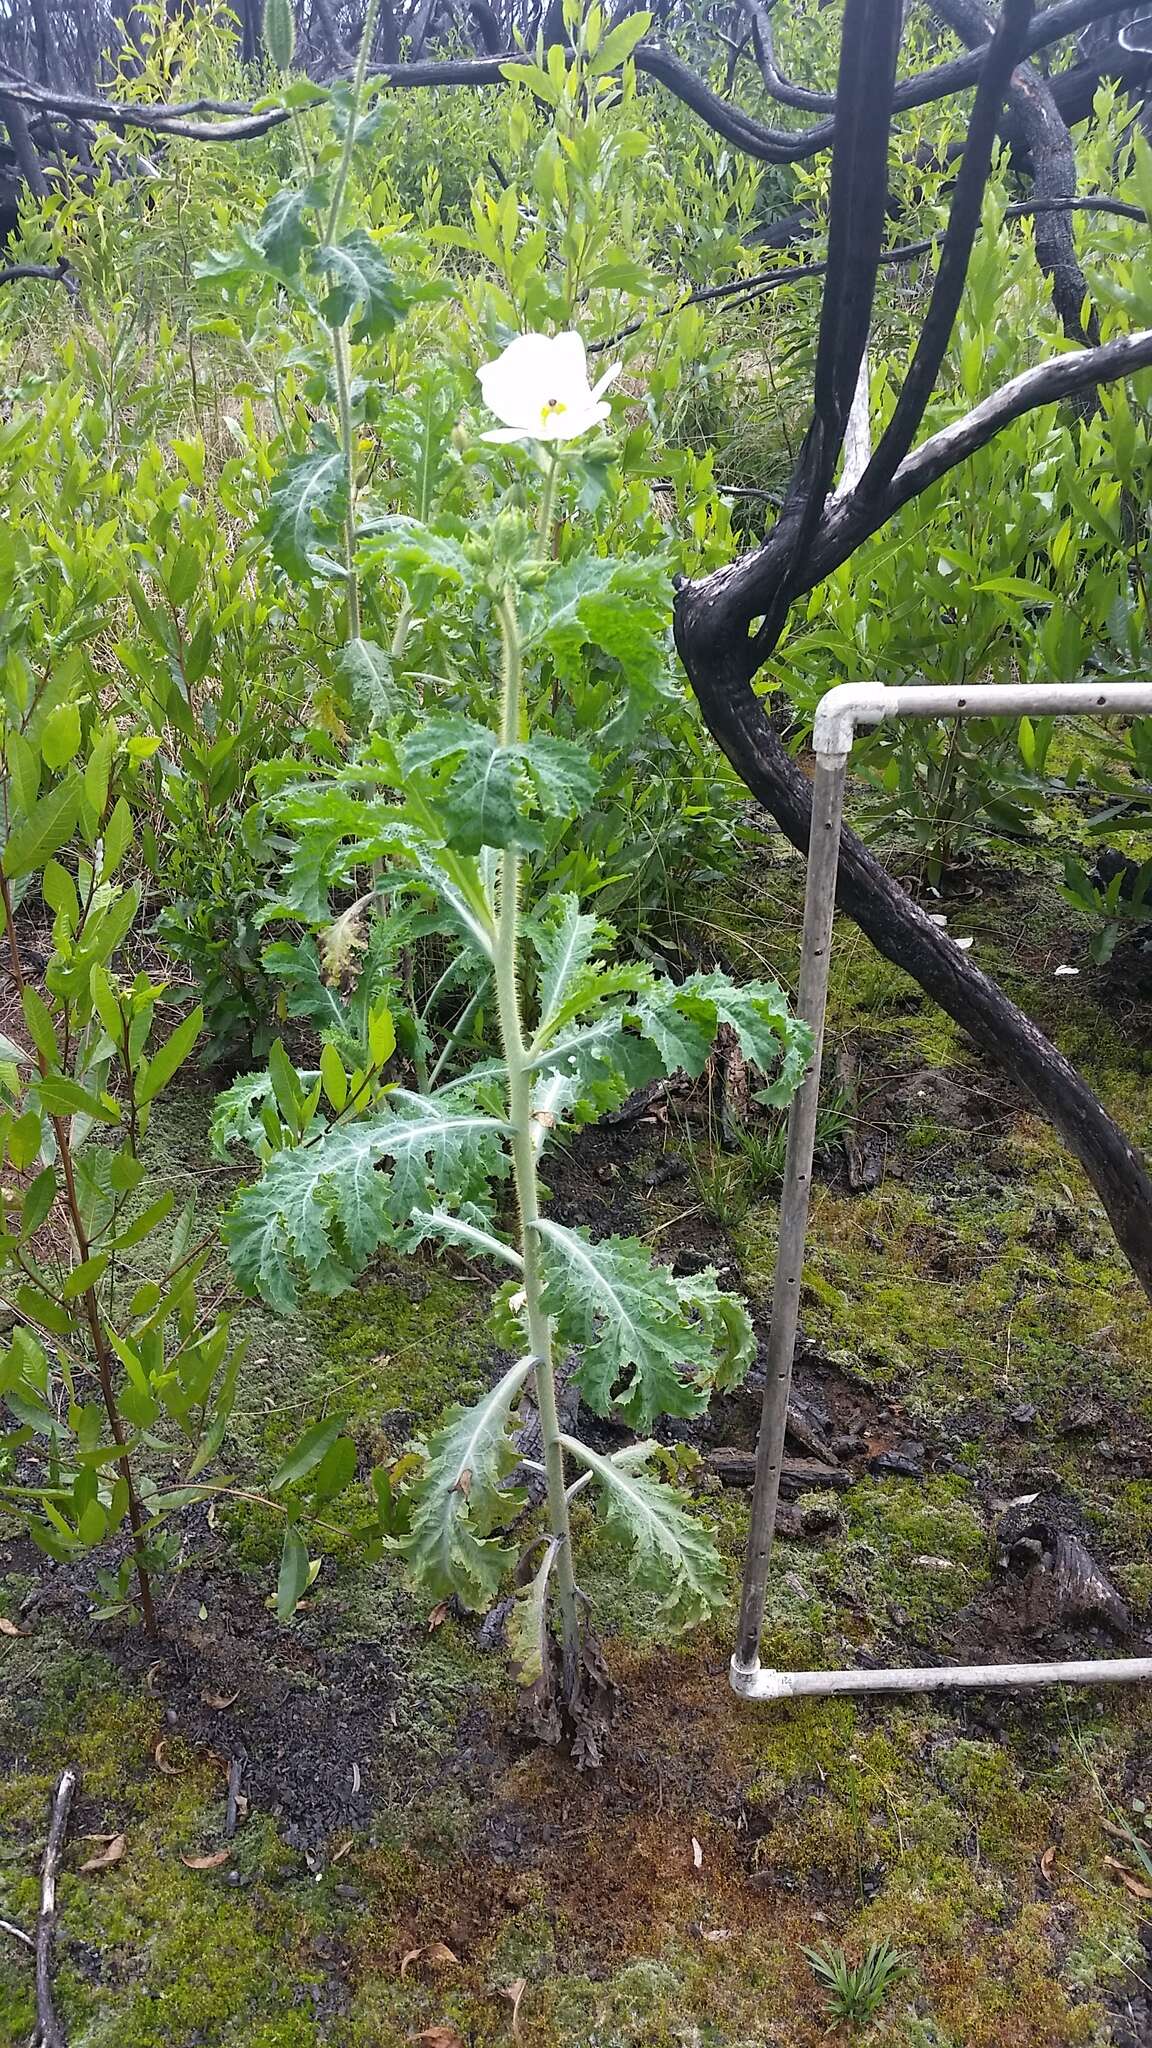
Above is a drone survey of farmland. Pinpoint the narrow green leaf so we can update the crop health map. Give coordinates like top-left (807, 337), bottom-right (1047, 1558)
top-left (276, 1524), bottom-right (311, 1620)
top-left (136, 1007), bottom-right (203, 1107)
top-left (3, 775), bottom-right (82, 881)
top-left (270, 1413), bottom-right (347, 1492)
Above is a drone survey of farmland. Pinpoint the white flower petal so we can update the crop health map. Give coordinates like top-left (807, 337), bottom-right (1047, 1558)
top-left (591, 360), bottom-right (621, 401)
top-left (549, 330), bottom-right (591, 384)
top-left (480, 425), bottom-right (530, 443)
top-left (477, 329), bottom-right (611, 444)
top-left (1054, 964), bottom-right (1080, 977)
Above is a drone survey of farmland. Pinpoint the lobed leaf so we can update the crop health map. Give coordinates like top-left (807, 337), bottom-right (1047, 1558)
top-left (224, 1091), bottom-right (510, 1309)
top-left (560, 1437), bottom-right (727, 1631)
top-left (398, 1355), bottom-right (534, 1609)
top-left (536, 1221), bottom-right (714, 1431)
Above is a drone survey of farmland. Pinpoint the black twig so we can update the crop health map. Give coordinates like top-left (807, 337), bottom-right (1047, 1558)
top-left (590, 195), bottom-right (1143, 351)
top-left (0, 257), bottom-right (71, 291)
top-left (0, 0), bottom-right (1142, 160)
top-left (856, 0), bottom-right (1035, 502)
top-left (31, 1766), bottom-right (77, 2048)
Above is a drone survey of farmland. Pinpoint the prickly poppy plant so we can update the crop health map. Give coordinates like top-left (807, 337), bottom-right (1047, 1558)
top-left (218, 326), bottom-right (811, 1745)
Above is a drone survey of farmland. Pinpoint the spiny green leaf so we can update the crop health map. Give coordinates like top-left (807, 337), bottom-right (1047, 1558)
top-left (522, 556), bottom-right (670, 697)
top-left (398, 1354), bottom-right (534, 1609)
top-left (264, 430), bottom-right (348, 581)
top-left (633, 970), bottom-right (812, 1103)
top-left (314, 231), bottom-right (410, 340)
top-left (335, 638), bottom-right (397, 725)
top-left (560, 1437), bottom-right (727, 1630)
top-left (224, 1092), bottom-right (510, 1308)
top-left (508, 1537), bottom-right (559, 1687)
top-left (536, 1222), bottom-right (713, 1431)
top-left (402, 718), bottom-right (598, 855)
top-left (359, 515), bottom-right (474, 605)
top-left (257, 181), bottom-right (321, 273)
top-left (527, 894), bottom-right (614, 1036)
top-left (675, 1269), bottom-right (755, 1391)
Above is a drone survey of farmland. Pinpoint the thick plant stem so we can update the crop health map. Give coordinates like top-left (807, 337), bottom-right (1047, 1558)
top-left (0, 864), bottom-right (157, 1636)
top-left (537, 448), bottom-right (560, 561)
top-left (322, 0), bottom-right (383, 645)
top-left (492, 592), bottom-right (581, 1690)
top-left (331, 327), bottom-right (361, 641)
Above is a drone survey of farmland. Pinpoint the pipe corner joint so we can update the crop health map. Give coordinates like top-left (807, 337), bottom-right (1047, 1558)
top-left (728, 1654), bottom-right (760, 1697)
top-left (812, 682), bottom-right (890, 759)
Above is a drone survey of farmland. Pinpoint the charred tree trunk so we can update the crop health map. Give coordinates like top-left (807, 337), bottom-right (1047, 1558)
top-left (673, 618), bottom-right (1152, 1302)
top-left (0, 95), bottom-right (48, 201)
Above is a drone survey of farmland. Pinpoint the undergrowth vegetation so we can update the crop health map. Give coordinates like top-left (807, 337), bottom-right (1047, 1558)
top-left (1, 0), bottom-right (1152, 2040)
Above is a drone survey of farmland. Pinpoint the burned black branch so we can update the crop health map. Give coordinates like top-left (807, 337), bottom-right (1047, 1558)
top-left (855, 0), bottom-right (1034, 502)
top-left (0, 0), bottom-right (1147, 162)
top-left (674, 0), bottom-right (1152, 1300)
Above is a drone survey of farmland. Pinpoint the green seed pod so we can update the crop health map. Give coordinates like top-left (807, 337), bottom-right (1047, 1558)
top-left (264, 0), bottom-right (296, 71)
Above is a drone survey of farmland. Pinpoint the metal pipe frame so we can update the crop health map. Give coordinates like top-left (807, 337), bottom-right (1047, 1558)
top-left (732, 679), bottom-right (1152, 1706)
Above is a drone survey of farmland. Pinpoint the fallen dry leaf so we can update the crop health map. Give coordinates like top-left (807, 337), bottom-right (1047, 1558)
top-left (153, 1738), bottom-right (183, 1776)
top-left (411, 2030), bottom-right (465, 2047)
top-left (145, 1661), bottom-right (166, 1695)
top-left (79, 1834), bottom-right (126, 1874)
top-left (400, 1941), bottom-right (461, 1980)
top-left (691, 1836), bottom-right (703, 1870)
top-left (331, 1838), bottom-right (354, 1865)
top-left (1040, 1846), bottom-right (1056, 1881)
top-left (427, 1601), bottom-right (451, 1631)
top-left (499, 1975), bottom-right (527, 2037)
top-left (180, 1848), bottom-right (232, 1871)
top-left (201, 1690), bottom-right (240, 1711)
top-left (1104, 1856), bottom-right (1152, 1901)
top-left (701, 1929), bottom-right (733, 1942)
top-left (0, 1616), bottom-right (25, 1637)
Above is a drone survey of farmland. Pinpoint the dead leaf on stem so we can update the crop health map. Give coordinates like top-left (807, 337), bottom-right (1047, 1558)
top-left (1104, 1856), bottom-right (1152, 1901)
top-left (498, 1976), bottom-right (527, 2036)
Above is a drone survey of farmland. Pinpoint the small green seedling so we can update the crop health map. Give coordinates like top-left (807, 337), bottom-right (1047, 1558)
top-left (802, 1939), bottom-right (907, 2028)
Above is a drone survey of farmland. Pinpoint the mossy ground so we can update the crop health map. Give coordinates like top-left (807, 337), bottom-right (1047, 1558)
top-left (3, 853), bottom-right (1152, 2047)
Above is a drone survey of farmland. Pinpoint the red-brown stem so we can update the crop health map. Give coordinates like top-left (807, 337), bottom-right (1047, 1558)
top-left (0, 863), bottom-right (158, 1636)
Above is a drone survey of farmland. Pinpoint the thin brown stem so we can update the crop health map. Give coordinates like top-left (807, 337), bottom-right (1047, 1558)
top-left (0, 864), bottom-right (157, 1636)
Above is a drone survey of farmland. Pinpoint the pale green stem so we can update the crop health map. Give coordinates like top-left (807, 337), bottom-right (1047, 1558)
top-left (390, 598), bottom-right (414, 662)
top-left (325, 0), bottom-right (382, 246)
top-left (322, 0), bottom-right (382, 646)
top-left (289, 107), bottom-right (314, 181)
top-left (332, 327), bottom-right (361, 642)
top-left (537, 448), bottom-right (560, 561)
top-left (492, 590), bottom-right (581, 1686)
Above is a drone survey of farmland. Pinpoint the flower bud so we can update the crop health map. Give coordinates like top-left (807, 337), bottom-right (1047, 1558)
top-left (264, 0), bottom-right (295, 72)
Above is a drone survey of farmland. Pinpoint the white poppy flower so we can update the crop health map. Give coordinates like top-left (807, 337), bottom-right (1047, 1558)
top-left (478, 330), bottom-right (620, 444)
